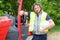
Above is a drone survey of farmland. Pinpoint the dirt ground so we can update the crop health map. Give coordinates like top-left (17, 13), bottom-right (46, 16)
top-left (47, 31), bottom-right (60, 40)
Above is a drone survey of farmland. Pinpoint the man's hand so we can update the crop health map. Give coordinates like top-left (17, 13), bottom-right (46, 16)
top-left (19, 10), bottom-right (24, 16)
top-left (39, 29), bottom-right (45, 33)
top-left (19, 10), bottom-right (28, 16)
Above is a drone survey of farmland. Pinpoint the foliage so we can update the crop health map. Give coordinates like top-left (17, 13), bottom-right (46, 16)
top-left (22, 0), bottom-right (35, 11)
top-left (0, 0), bottom-right (35, 16)
top-left (0, 0), bottom-right (18, 16)
top-left (49, 25), bottom-right (60, 32)
top-left (0, 0), bottom-right (60, 24)
top-left (35, 0), bottom-right (60, 24)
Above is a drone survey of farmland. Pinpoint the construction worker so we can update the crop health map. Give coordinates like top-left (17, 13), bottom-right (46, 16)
top-left (19, 3), bottom-right (55, 40)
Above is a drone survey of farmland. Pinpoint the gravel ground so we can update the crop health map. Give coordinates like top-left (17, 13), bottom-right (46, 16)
top-left (47, 31), bottom-right (60, 40)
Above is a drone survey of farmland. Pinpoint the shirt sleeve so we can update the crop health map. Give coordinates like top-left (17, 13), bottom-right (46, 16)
top-left (28, 12), bottom-right (30, 17)
top-left (46, 15), bottom-right (51, 21)
top-left (26, 12), bottom-right (30, 21)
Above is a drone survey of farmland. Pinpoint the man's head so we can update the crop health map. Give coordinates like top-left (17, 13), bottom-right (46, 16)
top-left (32, 3), bottom-right (42, 14)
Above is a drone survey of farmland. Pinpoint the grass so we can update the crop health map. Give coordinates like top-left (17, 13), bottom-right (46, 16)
top-left (49, 25), bottom-right (60, 32)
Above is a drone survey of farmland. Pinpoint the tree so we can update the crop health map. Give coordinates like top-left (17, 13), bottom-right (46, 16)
top-left (35, 0), bottom-right (60, 24)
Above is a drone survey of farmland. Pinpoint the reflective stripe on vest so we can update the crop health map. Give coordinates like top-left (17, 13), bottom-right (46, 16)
top-left (29, 11), bottom-right (48, 32)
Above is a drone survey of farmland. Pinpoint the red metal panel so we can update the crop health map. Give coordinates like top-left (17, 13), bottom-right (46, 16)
top-left (0, 16), bottom-right (12, 40)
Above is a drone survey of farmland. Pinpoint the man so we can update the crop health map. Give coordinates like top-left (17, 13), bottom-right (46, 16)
top-left (20, 3), bottom-right (55, 40)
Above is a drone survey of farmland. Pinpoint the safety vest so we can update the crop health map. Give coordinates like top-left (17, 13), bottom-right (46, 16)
top-left (29, 11), bottom-right (48, 33)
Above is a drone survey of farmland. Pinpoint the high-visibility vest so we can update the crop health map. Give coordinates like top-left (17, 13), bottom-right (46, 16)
top-left (28, 11), bottom-right (48, 33)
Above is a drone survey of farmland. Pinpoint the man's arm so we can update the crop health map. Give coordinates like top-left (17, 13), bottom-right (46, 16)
top-left (44, 14), bottom-right (55, 30)
top-left (19, 10), bottom-right (30, 25)
top-left (44, 19), bottom-right (55, 30)
top-left (40, 14), bottom-right (55, 33)
top-left (40, 19), bottom-right (55, 33)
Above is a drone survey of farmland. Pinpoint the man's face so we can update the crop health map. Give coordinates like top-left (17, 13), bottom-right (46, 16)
top-left (34, 5), bottom-right (41, 14)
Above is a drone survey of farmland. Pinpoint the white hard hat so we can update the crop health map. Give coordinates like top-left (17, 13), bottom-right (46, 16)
top-left (41, 21), bottom-right (50, 29)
